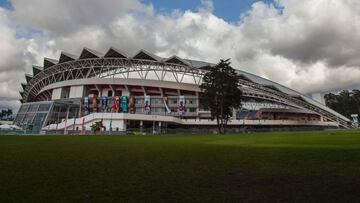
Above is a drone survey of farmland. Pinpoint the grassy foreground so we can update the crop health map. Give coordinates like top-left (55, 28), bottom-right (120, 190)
top-left (1, 131), bottom-right (360, 202)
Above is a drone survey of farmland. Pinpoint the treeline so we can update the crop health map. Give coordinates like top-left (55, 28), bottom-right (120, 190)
top-left (324, 90), bottom-right (360, 119)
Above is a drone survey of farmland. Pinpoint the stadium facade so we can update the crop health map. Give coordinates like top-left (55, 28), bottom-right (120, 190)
top-left (15, 47), bottom-right (351, 133)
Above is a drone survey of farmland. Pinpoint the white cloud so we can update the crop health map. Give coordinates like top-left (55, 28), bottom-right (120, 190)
top-left (1, 0), bottom-right (360, 111)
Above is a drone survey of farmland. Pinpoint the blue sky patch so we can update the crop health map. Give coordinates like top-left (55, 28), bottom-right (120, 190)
top-left (142, 0), bottom-right (276, 22)
top-left (0, 0), bottom-right (13, 10)
top-left (0, 0), bottom-right (277, 22)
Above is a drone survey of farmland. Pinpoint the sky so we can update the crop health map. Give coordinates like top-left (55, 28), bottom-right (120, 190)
top-left (0, 0), bottom-right (360, 111)
top-left (141, 0), bottom-right (277, 22)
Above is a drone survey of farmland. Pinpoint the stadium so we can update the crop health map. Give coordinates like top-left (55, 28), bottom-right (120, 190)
top-left (15, 47), bottom-right (351, 133)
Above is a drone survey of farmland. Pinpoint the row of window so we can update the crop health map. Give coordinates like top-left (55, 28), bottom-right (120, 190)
top-left (134, 99), bottom-right (197, 105)
top-left (18, 103), bottom-right (52, 114)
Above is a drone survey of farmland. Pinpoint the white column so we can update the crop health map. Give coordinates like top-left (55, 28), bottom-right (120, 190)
top-left (140, 120), bottom-right (143, 131)
top-left (158, 121), bottom-right (162, 133)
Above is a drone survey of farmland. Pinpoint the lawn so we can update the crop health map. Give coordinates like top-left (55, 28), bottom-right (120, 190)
top-left (1, 130), bottom-right (360, 202)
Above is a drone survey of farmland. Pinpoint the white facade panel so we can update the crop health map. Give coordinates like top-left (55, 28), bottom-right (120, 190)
top-left (122, 89), bottom-right (130, 96)
top-left (311, 93), bottom-right (326, 105)
top-left (101, 88), bottom-right (111, 97)
top-left (51, 88), bottom-right (62, 100)
top-left (69, 86), bottom-right (84, 98)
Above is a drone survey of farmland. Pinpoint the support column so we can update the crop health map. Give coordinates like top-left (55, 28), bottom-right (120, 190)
top-left (64, 106), bottom-right (70, 135)
top-left (95, 85), bottom-right (101, 97)
top-left (140, 120), bottom-right (143, 131)
top-left (118, 119), bottom-right (127, 132)
top-left (232, 108), bottom-right (237, 120)
top-left (158, 121), bottom-right (162, 134)
top-left (152, 121), bottom-right (155, 135)
top-left (109, 85), bottom-right (116, 97)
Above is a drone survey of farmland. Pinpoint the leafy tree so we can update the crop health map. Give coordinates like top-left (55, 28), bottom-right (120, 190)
top-left (7, 109), bottom-right (12, 119)
top-left (200, 59), bottom-right (242, 134)
top-left (90, 120), bottom-right (105, 134)
top-left (1, 109), bottom-right (7, 120)
top-left (324, 90), bottom-right (360, 119)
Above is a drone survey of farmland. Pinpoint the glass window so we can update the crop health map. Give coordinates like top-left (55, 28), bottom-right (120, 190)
top-left (18, 104), bottom-right (29, 113)
top-left (28, 104), bottom-right (39, 112)
top-left (23, 113), bottom-right (35, 123)
top-left (189, 108), bottom-right (197, 112)
top-left (14, 114), bottom-right (25, 124)
top-left (32, 113), bottom-right (48, 130)
top-left (38, 103), bottom-right (51, 112)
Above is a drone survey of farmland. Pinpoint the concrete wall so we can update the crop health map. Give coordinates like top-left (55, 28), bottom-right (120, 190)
top-left (45, 113), bottom-right (340, 131)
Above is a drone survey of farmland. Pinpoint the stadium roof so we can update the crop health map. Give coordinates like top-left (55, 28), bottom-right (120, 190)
top-left (32, 47), bottom-right (216, 69)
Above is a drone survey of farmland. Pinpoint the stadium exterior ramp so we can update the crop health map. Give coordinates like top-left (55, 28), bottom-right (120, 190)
top-left (15, 47), bottom-right (351, 132)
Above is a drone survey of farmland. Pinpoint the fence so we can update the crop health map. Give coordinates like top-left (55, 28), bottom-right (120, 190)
top-left (0, 125), bottom-right (339, 136)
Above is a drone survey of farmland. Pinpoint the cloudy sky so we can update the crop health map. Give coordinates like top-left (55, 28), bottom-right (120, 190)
top-left (1, 0), bottom-right (360, 110)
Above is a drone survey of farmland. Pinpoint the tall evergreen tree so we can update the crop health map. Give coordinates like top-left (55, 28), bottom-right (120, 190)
top-left (200, 59), bottom-right (242, 134)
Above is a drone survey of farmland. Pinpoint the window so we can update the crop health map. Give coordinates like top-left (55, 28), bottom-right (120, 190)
top-left (108, 91), bottom-right (113, 97)
top-left (14, 114), bottom-right (25, 124)
top-left (135, 99), bottom-right (143, 104)
top-left (38, 103), bottom-right (51, 112)
top-left (18, 104), bottom-right (29, 113)
top-left (189, 108), bottom-right (197, 112)
top-left (115, 90), bottom-right (122, 96)
top-left (28, 104), bottom-right (39, 112)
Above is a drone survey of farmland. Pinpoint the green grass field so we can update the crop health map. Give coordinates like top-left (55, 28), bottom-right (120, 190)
top-left (1, 131), bottom-right (360, 202)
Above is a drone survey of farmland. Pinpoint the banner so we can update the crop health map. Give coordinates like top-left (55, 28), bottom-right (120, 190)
top-left (115, 96), bottom-right (121, 112)
top-left (110, 97), bottom-right (116, 112)
top-left (121, 96), bottom-right (128, 113)
top-left (144, 95), bottom-right (151, 114)
top-left (178, 95), bottom-right (185, 115)
top-left (92, 95), bottom-right (98, 112)
top-left (84, 97), bottom-right (89, 113)
top-left (163, 96), bottom-right (171, 114)
top-left (129, 96), bottom-right (135, 114)
top-left (100, 96), bottom-right (108, 112)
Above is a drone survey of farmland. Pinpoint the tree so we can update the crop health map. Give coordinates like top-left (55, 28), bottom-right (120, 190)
top-left (90, 120), bottom-right (105, 134)
top-left (1, 109), bottom-right (7, 120)
top-left (324, 89), bottom-right (360, 119)
top-left (200, 59), bottom-right (242, 134)
top-left (0, 111), bottom-right (3, 120)
top-left (7, 109), bottom-right (13, 120)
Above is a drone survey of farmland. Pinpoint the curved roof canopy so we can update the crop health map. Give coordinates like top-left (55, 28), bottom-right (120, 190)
top-left (25, 74), bottom-right (33, 83)
top-left (165, 56), bottom-right (191, 66)
top-left (59, 52), bottom-right (78, 63)
top-left (133, 49), bottom-right (162, 61)
top-left (32, 66), bottom-right (43, 76)
top-left (79, 48), bottom-right (103, 59)
top-left (104, 47), bottom-right (129, 58)
top-left (44, 58), bottom-right (58, 69)
top-left (21, 83), bottom-right (27, 90)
